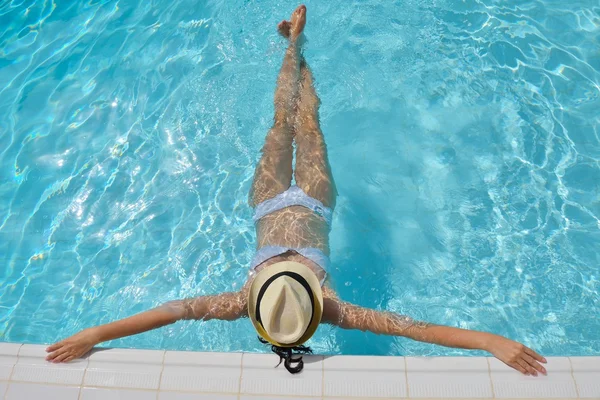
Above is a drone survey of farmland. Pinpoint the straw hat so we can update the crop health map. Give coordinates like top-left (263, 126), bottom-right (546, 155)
top-left (248, 261), bottom-right (323, 347)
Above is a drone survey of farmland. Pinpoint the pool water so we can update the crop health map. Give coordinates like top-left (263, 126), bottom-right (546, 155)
top-left (1, 0), bottom-right (599, 356)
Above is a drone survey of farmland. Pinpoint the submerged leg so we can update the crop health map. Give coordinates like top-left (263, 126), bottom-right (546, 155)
top-left (249, 6), bottom-right (307, 207)
top-left (293, 57), bottom-right (337, 209)
top-left (249, 126), bottom-right (293, 208)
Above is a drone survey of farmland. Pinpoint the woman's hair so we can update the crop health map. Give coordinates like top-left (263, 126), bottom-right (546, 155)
top-left (258, 336), bottom-right (313, 374)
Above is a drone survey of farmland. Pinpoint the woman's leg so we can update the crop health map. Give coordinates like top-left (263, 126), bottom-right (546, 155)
top-left (249, 6), bottom-right (307, 207)
top-left (293, 57), bottom-right (337, 209)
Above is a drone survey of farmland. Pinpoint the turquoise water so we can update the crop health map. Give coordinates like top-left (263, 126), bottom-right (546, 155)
top-left (1, 0), bottom-right (599, 357)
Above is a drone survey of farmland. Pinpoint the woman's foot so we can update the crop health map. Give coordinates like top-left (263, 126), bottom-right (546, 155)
top-left (278, 5), bottom-right (306, 41)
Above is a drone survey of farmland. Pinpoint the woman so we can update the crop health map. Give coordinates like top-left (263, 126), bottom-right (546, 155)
top-left (47, 5), bottom-right (547, 376)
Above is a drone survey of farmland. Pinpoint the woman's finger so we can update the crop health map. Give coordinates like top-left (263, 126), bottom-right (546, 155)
top-left (511, 361), bottom-right (528, 375)
top-left (53, 351), bottom-right (72, 363)
top-left (46, 343), bottom-right (63, 353)
top-left (523, 354), bottom-right (546, 375)
top-left (64, 355), bottom-right (75, 363)
top-left (524, 347), bottom-right (547, 363)
top-left (517, 359), bottom-right (537, 376)
top-left (46, 348), bottom-right (62, 361)
top-left (516, 359), bottom-right (531, 375)
top-left (48, 347), bottom-right (69, 362)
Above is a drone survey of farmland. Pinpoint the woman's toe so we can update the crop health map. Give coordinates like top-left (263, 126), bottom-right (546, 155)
top-left (278, 20), bottom-right (291, 37)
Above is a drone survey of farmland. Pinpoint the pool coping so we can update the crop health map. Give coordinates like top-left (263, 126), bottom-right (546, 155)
top-left (0, 342), bottom-right (598, 399)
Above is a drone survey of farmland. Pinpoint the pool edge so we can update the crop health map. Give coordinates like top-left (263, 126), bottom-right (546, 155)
top-left (0, 342), bottom-right (598, 399)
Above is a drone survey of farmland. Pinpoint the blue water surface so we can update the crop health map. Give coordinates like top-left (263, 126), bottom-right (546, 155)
top-left (1, 0), bottom-right (599, 356)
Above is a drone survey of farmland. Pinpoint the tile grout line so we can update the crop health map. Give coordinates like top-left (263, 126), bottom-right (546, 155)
top-left (156, 350), bottom-right (166, 400)
top-left (487, 357), bottom-right (496, 399)
top-left (76, 352), bottom-right (90, 400)
top-left (4, 379), bottom-right (240, 394)
top-left (237, 352), bottom-right (244, 399)
top-left (8, 344), bottom-right (22, 381)
top-left (4, 343), bottom-right (22, 400)
top-left (2, 380), bottom-right (241, 395)
top-left (4, 346), bottom-right (597, 400)
top-left (567, 357), bottom-right (581, 400)
top-left (403, 356), bottom-right (410, 399)
top-left (0, 380), bottom-right (7, 400)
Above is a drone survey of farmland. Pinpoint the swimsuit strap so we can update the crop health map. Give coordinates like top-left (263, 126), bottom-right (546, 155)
top-left (253, 185), bottom-right (333, 225)
top-left (250, 246), bottom-right (329, 286)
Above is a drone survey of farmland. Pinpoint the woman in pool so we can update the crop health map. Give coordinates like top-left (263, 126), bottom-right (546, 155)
top-left (47, 5), bottom-right (547, 376)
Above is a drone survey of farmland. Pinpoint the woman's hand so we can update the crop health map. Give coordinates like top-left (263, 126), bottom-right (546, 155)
top-left (44, 301), bottom-right (201, 363)
top-left (487, 335), bottom-right (547, 376)
top-left (46, 328), bottom-right (98, 363)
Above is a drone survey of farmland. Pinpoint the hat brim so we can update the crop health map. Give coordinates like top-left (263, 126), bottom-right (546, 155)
top-left (248, 261), bottom-right (323, 347)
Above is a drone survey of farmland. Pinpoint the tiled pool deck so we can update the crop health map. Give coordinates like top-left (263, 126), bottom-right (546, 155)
top-left (0, 343), bottom-right (598, 399)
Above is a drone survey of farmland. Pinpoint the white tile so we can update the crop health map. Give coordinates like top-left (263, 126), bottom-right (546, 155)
top-left (406, 357), bottom-right (493, 398)
top-left (489, 356), bottom-right (578, 398)
top-left (85, 347), bottom-right (164, 390)
top-left (324, 355), bottom-right (406, 398)
top-left (570, 357), bottom-right (600, 399)
top-left (324, 354), bottom-right (405, 370)
top-left (85, 362), bottom-right (162, 390)
top-left (325, 398), bottom-right (404, 400)
top-left (0, 343), bottom-right (21, 356)
top-left (163, 350), bottom-right (241, 365)
top-left (240, 353), bottom-right (323, 396)
top-left (0, 343), bottom-right (20, 380)
top-left (0, 382), bottom-right (7, 398)
top-left (0, 355), bottom-right (18, 379)
top-left (88, 348), bottom-right (164, 363)
top-left (325, 398), bottom-right (398, 400)
top-left (12, 344), bottom-right (87, 385)
top-left (18, 344), bottom-right (55, 358)
top-left (160, 393), bottom-right (237, 400)
top-left (240, 396), bottom-right (317, 400)
top-left (80, 387), bottom-right (157, 400)
top-left (161, 351), bottom-right (241, 393)
top-left (5, 382), bottom-right (80, 400)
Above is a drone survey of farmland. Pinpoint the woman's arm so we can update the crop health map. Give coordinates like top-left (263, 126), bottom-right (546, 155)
top-left (322, 297), bottom-right (547, 376)
top-left (46, 291), bottom-right (247, 363)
